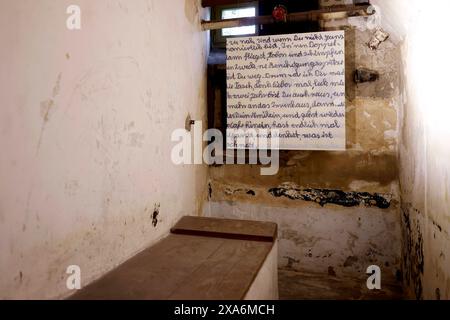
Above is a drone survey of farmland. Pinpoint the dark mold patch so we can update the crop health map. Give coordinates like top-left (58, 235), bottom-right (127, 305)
top-left (268, 186), bottom-right (391, 208)
top-left (396, 270), bottom-right (402, 282)
top-left (328, 266), bottom-right (336, 277)
top-left (208, 183), bottom-right (212, 200)
top-left (344, 256), bottom-right (359, 267)
top-left (435, 223), bottom-right (442, 232)
top-left (401, 205), bottom-right (424, 299)
top-left (152, 203), bottom-right (160, 227)
top-left (284, 256), bottom-right (300, 269)
top-left (225, 187), bottom-right (256, 197)
top-left (430, 218), bottom-right (447, 235)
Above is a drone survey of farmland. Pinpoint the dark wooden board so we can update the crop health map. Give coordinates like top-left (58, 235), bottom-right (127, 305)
top-left (69, 217), bottom-right (276, 300)
top-left (171, 216), bottom-right (277, 242)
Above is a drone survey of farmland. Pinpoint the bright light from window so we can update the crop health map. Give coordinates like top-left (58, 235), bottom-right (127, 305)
top-left (221, 7), bottom-right (256, 36)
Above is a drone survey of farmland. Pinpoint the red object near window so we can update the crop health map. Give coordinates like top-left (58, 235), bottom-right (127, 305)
top-left (272, 5), bottom-right (287, 22)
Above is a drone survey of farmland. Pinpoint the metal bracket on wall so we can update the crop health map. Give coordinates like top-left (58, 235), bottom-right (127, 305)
top-left (185, 114), bottom-right (196, 132)
top-left (354, 68), bottom-right (380, 84)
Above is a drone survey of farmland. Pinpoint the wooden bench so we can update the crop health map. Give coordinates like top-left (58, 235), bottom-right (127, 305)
top-left (69, 216), bottom-right (278, 300)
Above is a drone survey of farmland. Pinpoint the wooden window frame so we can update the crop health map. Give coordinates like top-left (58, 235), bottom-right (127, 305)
top-left (211, 1), bottom-right (259, 48)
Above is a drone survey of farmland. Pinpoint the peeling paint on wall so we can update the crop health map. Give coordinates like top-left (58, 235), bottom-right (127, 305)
top-left (269, 183), bottom-right (391, 208)
top-left (225, 187), bottom-right (256, 197)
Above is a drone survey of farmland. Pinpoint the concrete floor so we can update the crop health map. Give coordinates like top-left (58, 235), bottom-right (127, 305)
top-left (279, 268), bottom-right (404, 300)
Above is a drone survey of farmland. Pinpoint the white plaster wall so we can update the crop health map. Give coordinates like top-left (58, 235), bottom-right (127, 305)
top-left (373, 0), bottom-right (450, 299)
top-left (0, 0), bottom-right (208, 299)
top-left (244, 242), bottom-right (279, 300)
top-left (204, 200), bottom-right (401, 283)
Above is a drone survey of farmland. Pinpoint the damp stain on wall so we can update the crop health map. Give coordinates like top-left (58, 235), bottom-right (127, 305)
top-left (328, 266), bottom-right (337, 277)
top-left (268, 184), bottom-right (391, 208)
top-left (343, 256), bottom-right (359, 267)
top-left (284, 256), bottom-right (300, 269)
top-left (36, 73), bottom-right (62, 155)
top-left (208, 182), bottom-right (212, 200)
top-left (401, 205), bottom-right (424, 299)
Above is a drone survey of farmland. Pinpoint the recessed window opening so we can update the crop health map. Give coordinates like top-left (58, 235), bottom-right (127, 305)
top-left (221, 7), bottom-right (256, 37)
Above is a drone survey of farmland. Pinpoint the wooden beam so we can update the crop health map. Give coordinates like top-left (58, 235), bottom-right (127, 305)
top-left (201, 3), bottom-right (373, 31)
top-left (201, 0), bottom-right (256, 7)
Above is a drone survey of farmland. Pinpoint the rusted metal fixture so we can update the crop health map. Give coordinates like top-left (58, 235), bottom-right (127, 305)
top-left (185, 113), bottom-right (196, 131)
top-left (201, 3), bottom-right (374, 31)
top-left (354, 68), bottom-right (380, 84)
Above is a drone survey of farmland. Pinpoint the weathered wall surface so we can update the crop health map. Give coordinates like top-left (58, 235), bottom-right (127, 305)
top-left (204, 25), bottom-right (403, 284)
top-left (0, 0), bottom-right (208, 299)
top-left (372, 0), bottom-right (450, 300)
